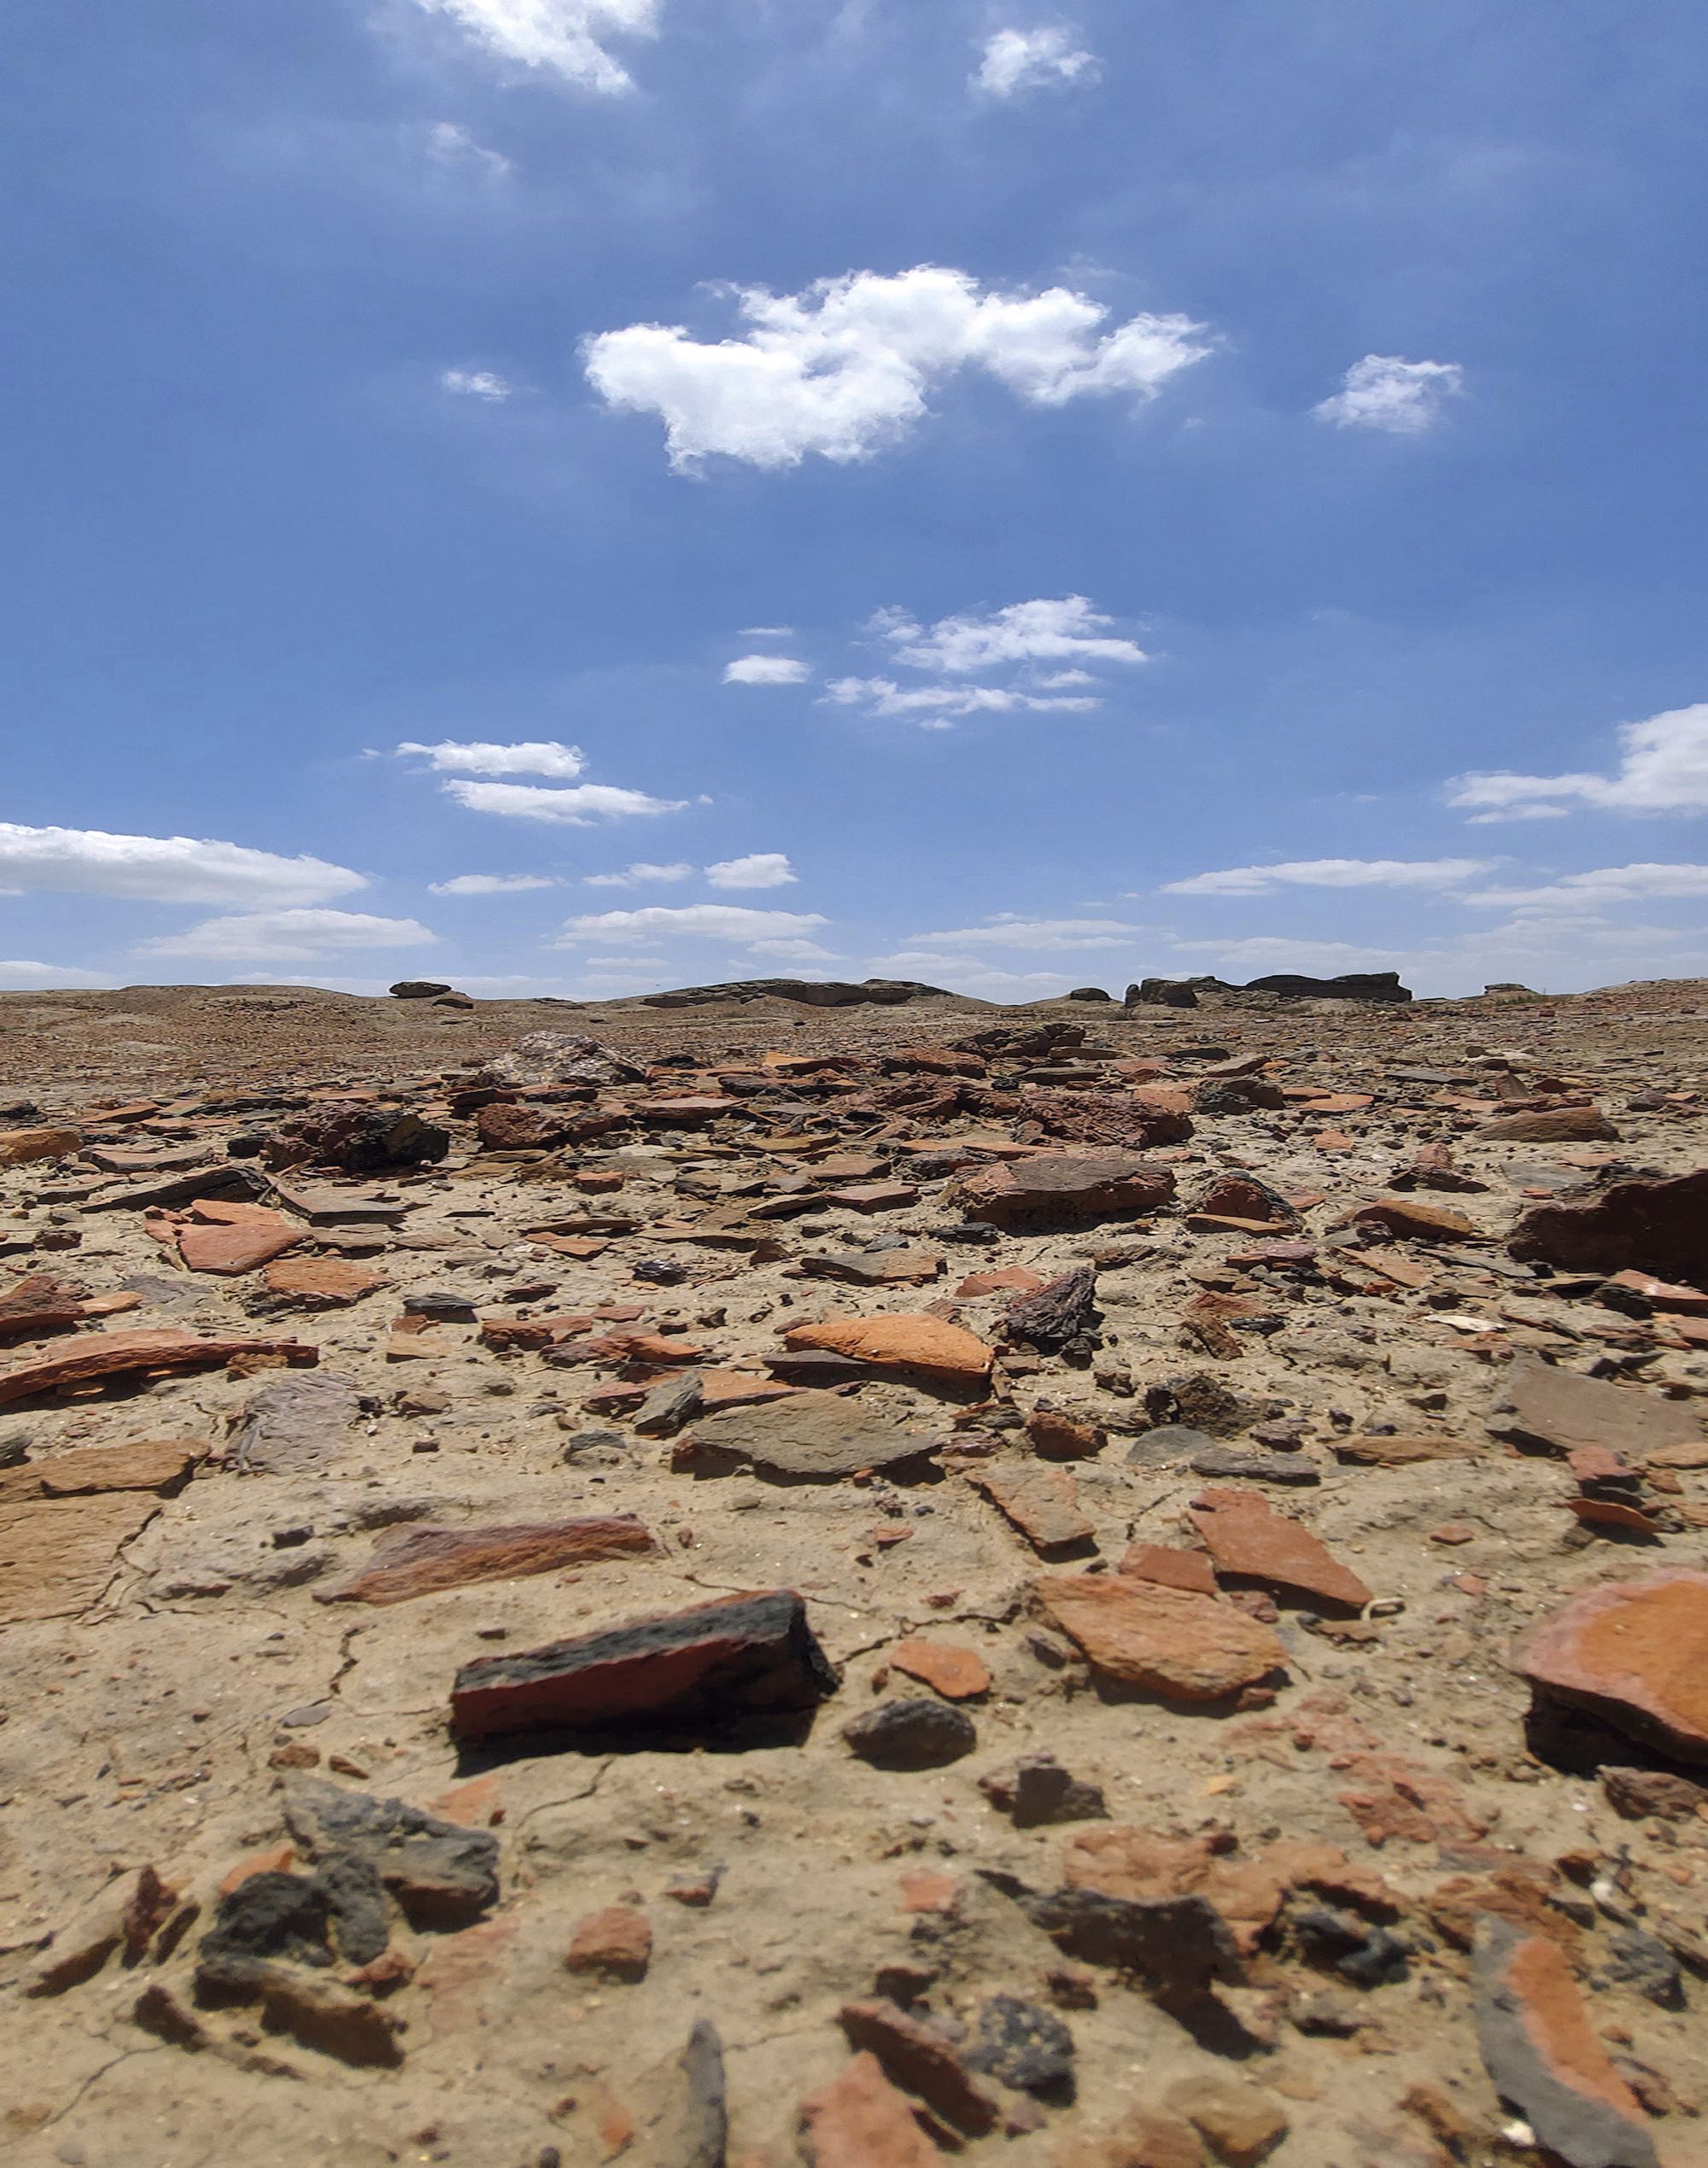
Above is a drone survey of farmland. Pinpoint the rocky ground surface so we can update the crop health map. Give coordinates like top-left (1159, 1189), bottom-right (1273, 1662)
top-left (2, 976), bottom-right (1707, 2168)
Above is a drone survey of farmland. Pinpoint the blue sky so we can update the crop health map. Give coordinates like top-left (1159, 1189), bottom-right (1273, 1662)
top-left (3, 0), bottom-right (1705, 1000)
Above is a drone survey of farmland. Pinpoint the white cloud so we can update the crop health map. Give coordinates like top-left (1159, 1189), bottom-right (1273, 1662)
top-left (429, 872), bottom-right (559, 894)
top-left (424, 121), bottom-right (512, 178)
top-left (875, 595), bottom-right (1145, 675)
top-left (0, 824), bottom-right (364, 908)
top-left (749, 938), bottom-right (842, 963)
top-left (582, 952), bottom-right (666, 966)
top-left (737, 625), bottom-right (793, 638)
top-left (1033, 668), bottom-right (1097, 688)
top-left (444, 780), bottom-right (687, 823)
top-left (870, 952), bottom-right (1071, 996)
top-left (0, 960), bottom-right (105, 988)
top-left (440, 367), bottom-right (516, 402)
top-left (408, 0), bottom-right (659, 93)
top-left (1164, 856), bottom-right (1495, 897)
top-left (398, 739), bottom-right (587, 778)
top-left (1460, 864), bottom-right (1708, 911)
top-left (557, 905), bottom-right (829, 944)
top-left (584, 265), bottom-right (1212, 470)
top-left (904, 915), bottom-right (1144, 952)
top-left (723, 655), bottom-right (810, 686)
top-left (974, 26), bottom-right (1099, 98)
top-left (1313, 354), bottom-right (1465, 435)
top-left (705, 852), bottom-right (797, 889)
top-left (1170, 936), bottom-right (1404, 970)
top-left (822, 677), bottom-right (1097, 726)
top-left (582, 861), bottom-right (695, 886)
top-left (138, 909), bottom-right (439, 962)
top-left (1447, 704), bottom-right (1708, 821)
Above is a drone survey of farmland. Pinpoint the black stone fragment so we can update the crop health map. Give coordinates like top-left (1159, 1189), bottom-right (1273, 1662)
top-left (965, 1994), bottom-right (1075, 2101)
top-left (842, 1698), bottom-right (976, 1770)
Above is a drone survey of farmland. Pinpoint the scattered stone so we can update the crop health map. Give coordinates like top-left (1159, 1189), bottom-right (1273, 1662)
top-left (1002, 1266), bottom-right (1100, 1351)
top-left (889, 1637), bottom-right (991, 1700)
top-left (265, 1102), bottom-right (450, 1174)
top-left (0, 1492), bottom-right (164, 1623)
top-left (1025, 1407), bottom-right (1107, 1459)
top-left (1031, 1575), bottom-right (1287, 1700)
top-left (687, 1392), bottom-right (939, 1480)
top-left (1118, 1544), bottom-right (1218, 1595)
top-left (259, 1255), bottom-right (387, 1307)
top-left (0, 1327), bottom-right (316, 1408)
top-left (1186, 1488), bottom-right (1372, 1615)
top-left (1488, 1355), bottom-right (1702, 1458)
top-left (843, 1698), bottom-right (976, 1769)
top-left (172, 1200), bottom-right (303, 1275)
top-left (1520, 1569), bottom-right (1708, 1764)
top-left (1509, 1167), bottom-right (1708, 1285)
top-left (315, 1515), bottom-right (654, 1604)
top-left (968, 1463), bottom-right (1097, 1555)
top-left (450, 1587), bottom-right (838, 1742)
top-left (1163, 2074), bottom-right (1290, 2166)
top-left (979, 1751), bottom-right (1108, 1826)
top-left (228, 1371), bottom-right (366, 1476)
top-left (0, 1125), bottom-right (82, 1167)
top-left (1480, 1106), bottom-right (1619, 1142)
top-left (0, 1435), bottom-right (200, 1503)
top-left (779, 1313), bottom-right (992, 1388)
top-left (566, 1905), bottom-right (652, 1982)
top-left (839, 2000), bottom-right (1000, 2136)
top-left (1352, 1199), bottom-right (1485, 1243)
top-left (951, 1153), bottom-right (1176, 1231)
top-left (798, 2052), bottom-right (947, 2166)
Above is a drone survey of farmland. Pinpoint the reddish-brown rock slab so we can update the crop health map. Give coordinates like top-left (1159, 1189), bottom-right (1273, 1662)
top-left (1186, 1488), bottom-right (1372, 1616)
top-left (450, 1587), bottom-right (838, 1742)
top-left (1489, 1355), bottom-right (1702, 1458)
top-left (0, 1328), bottom-right (316, 1407)
top-left (260, 1255), bottom-right (387, 1307)
top-left (1057, 2110), bottom-right (1206, 2168)
top-left (889, 1637), bottom-right (991, 1701)
top-left (838, 2001), bottom-right (1000, 2136)
top-left (686, 1392), bottom-right (933, 1480)
top-left (315, 1515), bottom-right (654, 1605)
top-left (1478, 1106), bottom-right (1619, 1143)
top-left (818, 1182), bottom-right (920, 1213)
top-left (1024, 1407), bottom-right (1106, 1460)
top-left (173, 1200), bottom-right (305, 1274)
top-left (1031, 1575), bottom-right (1286, 1701)
top-left (781, 1312), bottom-right (991, 1388)
top-left (1519, 1569), bottom-right (1708, 1765)
top-left (0, 1271), bottom-right (85, 1342)
top-left (1603, 1269), bottom-right (1708, 1316)
top-left (0, 1125), bottom-right (81, 1168)
top-left (1065, 1827), bottom-right (1284, 1957)
top-left (951, 1152), bottom-right (1175, 1230)
top-left (0, 1437), bottom-right (202, 1504)
top-left (799, 2052), bottom-right (946, 2166)
top-left (1474, 1915), bottom-right (1658, 2168)
top-left (1508, 1167), bottom-right (1708, 1288)
top-left (1118, 1543), bottom-right (1219, 1594)
top-left (0, 1493), bottom-right (162, 1624)
top-left (564, 1905), bottom-right (652, 1982)
top-left (1163, 2075), bottom-right (1289, 2167)
top-left (1333, 1434), bottom-right (1480, 1466)
top-left (956, 1267), bottom-right (1047, 1299)
top-left (1352, 1197), bottom-right (1486, 1242)
top-left (968, 1464), bottom-right (1096, 1555)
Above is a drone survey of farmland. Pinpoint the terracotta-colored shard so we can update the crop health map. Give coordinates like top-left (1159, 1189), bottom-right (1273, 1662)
top-left (315, 1516), bottom-right (654, 1605)
top-left (173, 1199), bottom-right (305, 1274)
top-left (1508, 1166), bottom-right (1708, 1286)
top-left (818, 1182), bottom-right (919, 1213)
top-left (0, 1271), bottom-right (85, 1343)
top-left (1519, 1569), bottom-right (1708, 1764)
top-left (1352, 1198), bottom-right (1485, 1242)
top-left (564, 1905), bottom-right (652, 1981)
top-left (0, 1437), bottom-right (202, 1504)
top-left (1186, 1487), bottom-right (1372, 1615)
top-left (1118, 1543), bottom-right (1218, 1594)
top-left (952, 1152), bottom-right (1176, 1230)
top-left (890, 1637), bottom-right (991, 1701)
top-left (838, 2000), bottom-right (999, 2137)
top-left (968, 1464), bottom-right (1096, 1554)
top-left (798, 2053), bottom-right (946, 2167)
top-left (1478, 1105), bottom-right (1618, 1142)
top-left (260, 1255), bottom-right (387, 1307)
top-left (0, 1494), bottom-right (163, 1624)
top-left (0, 1125), bottom-right (81, 1168)
top-left (1333, 1434), bottom-right (1479, 1466)
top-left (0, 1328), bottom-right (316, 1407)
top-left (955, 1267), bottom-right (1046, 1298)
top-left (1031, 1574), bottom-right (1286, 1702)
top-left (1064, 1826), bottom-right (1284, 1956)
top-left (781, 1312), bottom-right (992, 1387)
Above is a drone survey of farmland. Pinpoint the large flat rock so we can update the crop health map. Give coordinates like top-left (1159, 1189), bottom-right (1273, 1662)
top-left (687, 1393), bottom-right (937, 1479)
top-left (1519, 1569), bottom-right (1708, 1765)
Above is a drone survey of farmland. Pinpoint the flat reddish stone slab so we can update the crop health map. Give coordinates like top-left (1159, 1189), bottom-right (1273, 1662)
top-left (1186, 1488), bottom-right (1372, 1616)
top-left (0, 1329), bottom-right (316, 1407)
top-left (450, 1587), bottom-right (837, 1742)
top-left (260, 1256), bottom-right (387, 1307)
top-left (565, 1905), bottom-right (652, 1980)
top-left (1478, 1106), bottom-right (1618, 1142)
top-left (316, 1516), bottom-right (654, 1606)
top-left (175, 1202), bottom-right (304, 1274)
top-left (1508, 1167), bottom-right (1708, 1287)
top-left (838, 2001), bottom-right (999, 2137)
top-left (1118, 1543), bottom-right (1219, 1594)
top-left (1353, 1198), bottom-right (1485, 1242)
top-left (1032, 1574), bottom-right (1285, 1702)
top-left (955, 1267), bottom-right (1046, 1299)
top-left (781, 1312), bottom-right (991, 1387)
top-left (818, 1182), bottom-right (919, 1213)
top-left (0, 1493), bottom-right (162, 1624)
top-left (799, 2053), bottom-right (947, 2168)
top-left (0, 1438), bottom-right (201, 1505)
top-left (952, 1152), bottom-right (1175, 1231)
top-left (1519, 1569), bottom-right (1708, 1764)
top-left (1474, 1916), bottom-right (1658, 2168)
top-left (1603, 1270), bottom-right (1708, 1317)
top-left (0, 1271), bottom-right (85, 1343)
top-left (0, 1126), bottom-right (80, 1167)
top-left (968, 1464), bottom-right (1096, 1555)
top-left (890, 1637), bottom-right (991, 1701)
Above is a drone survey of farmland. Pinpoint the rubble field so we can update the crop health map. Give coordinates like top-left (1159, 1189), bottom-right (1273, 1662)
top-left (2, 975), bottom-right (1706, 2168)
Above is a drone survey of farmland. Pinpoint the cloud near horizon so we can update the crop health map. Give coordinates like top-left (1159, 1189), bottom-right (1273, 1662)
top-left (1447, 704), bottom-right (1708, 820)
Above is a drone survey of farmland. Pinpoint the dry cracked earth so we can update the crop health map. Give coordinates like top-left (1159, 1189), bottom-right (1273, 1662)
top-left (2, 977), bottom-right (1708, 2168)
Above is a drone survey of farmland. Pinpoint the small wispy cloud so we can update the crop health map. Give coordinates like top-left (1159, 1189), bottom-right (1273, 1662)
top-left (1313, 354), bottom-right (1465, 435)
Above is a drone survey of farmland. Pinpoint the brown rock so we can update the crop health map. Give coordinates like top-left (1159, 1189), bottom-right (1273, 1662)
top-left (1600, 1764), bottom-right (1708, 1820)
top-left (1031, 1575), bottom-right (1286, 1701)
top-left (819, 1182), bottom-right (919, 1213)
top-left (0, 1271), bottom-right (85, 1342)
top-left (838, 2000), bottom-right (999, 2136)
top-left (951, 1152), bottom-right (1176, 1231)
top-left (1478, 1106), bottom-right (1618, 1142)
top-left (173, 1200), bottom-right (303, 1274)
top-left (476, 1101), bottom-right (568, 1151)
top-left (1065, 1827), bottom-right (1284, 1957)
top-left (968, 1464), bottom-right (1097, 1555)
top-left (1508, 1166), bottom-right (1708, 1286)
top-left (260, 1255), bottom-right (387, 1307)
top-left (1520, 1569), bottom-right (1708, 1764)
top-left (687, 1392), bottom-right (936, 1479)
top-left (1333, 1434), bottom-right (1479, 1466)
top-left (1186, 1488), bottom-right (1372, 1615)
top-left (1163, 2075), bottom-right (1288, 2166)
top-left (0, 1493), bottom-right (163, 1623)
top-left (450, 1587), bottom-right (838, 1742)
top-left (1489, 1355), bottom-right (1702, 1458)
top-left (1352, 1198), bottom-right (1485, 1242)
top-left (0, 1125), bottom-right (81, 1167)
top-left (0, 1327), bottom-right (315, 1407)
top-left (1193, 1176), bottom-right (1299, 1228)
top-left (798, 2053), bottom-right (946, 2166)
top-left (781, 1312), bottom-right (992, 1387)
top-left (315, 1515), bottom-right (654, 1605)
top-left (565, 1905), bottom-right (652, 1982)
top-left (1118, 1543), bottom-right (1219, 1594)
top-left (1025, 1408), bottom-right (1106, 1459)
top-left (956, 1267), bottom-right (1046, 1298)
top-left (26, 1866), bottom-right (175, 1995)
top-left (889, 1637), bottom-right (991, 1701)
top-left (0, 1436), bottom-right (201, 1504)
top-left (1057, 2110), bottom-right (1206, 2168)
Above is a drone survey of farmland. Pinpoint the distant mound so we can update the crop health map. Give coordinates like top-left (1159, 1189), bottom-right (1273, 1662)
top-left (632, 976), bottom-right (955, 1009)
